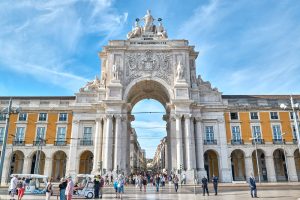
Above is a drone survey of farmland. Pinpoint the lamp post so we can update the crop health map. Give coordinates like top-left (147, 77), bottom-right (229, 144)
top-left (280, 96), bottom-right (300, 153)
top-left (250, 136), bottom-right (261, 184)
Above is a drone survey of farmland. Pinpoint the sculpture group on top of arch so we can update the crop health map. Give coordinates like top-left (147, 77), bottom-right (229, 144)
top-left (127, 10), bottom-right (168, 39)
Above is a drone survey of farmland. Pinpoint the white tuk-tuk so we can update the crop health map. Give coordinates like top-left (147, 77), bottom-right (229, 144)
top-left (10, 174), bottom-right (48, 194)
top-left (74, 174), bottom-right (95, 199)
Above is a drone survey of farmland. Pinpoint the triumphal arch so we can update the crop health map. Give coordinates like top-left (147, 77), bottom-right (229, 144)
top-left (69, 10), bottom-right (231, 182)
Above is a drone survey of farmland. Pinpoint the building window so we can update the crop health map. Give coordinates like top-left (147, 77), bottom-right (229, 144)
top-left (83, 127), bottom-right (92, 140)
top-left (205, 126), bottom-right (214, 141)
top-left (36, 127), bottom-right (46, 140)
top-left (0, 114), bottom-right (6, 121)
top-left (252, 126), bottom-right (261, 139)
top-left (38, 113), bottom-right (47, 121)
top-left (59, 113), bottom-right (68, 122)
top-left (250, 112), bottom-right (259, 120)
top-left (0, 127), bottom-right (4, 142)
top-left (272, 125), bottom-right (282, 140)
top-left (15, 127), bottom-right (25, 141)
top-left (270, 112), bottom-right (278, 120)
top-left (231, 126), bottom-right (241, 140)
top-left (290, 112), bottom-right (299, 120)
top-left (230, 112), bottom-right (239, 120)
top-left (292, 125), bottom-right (299, 139)
top-left (56, 127), bottom-right (66, 141)
top-left (18, 113), bottom-right (27, 121)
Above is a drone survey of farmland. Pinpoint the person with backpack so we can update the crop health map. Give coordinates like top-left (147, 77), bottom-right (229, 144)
top-left (99, 175), bottom-right (104, 199)
top-left (93, 175), bottom-right (100, 198)
top-left (59, 178), bottom-right (67, 200)
top-left (201, 176), bottom-right (209, 196)
top-left (45, 177), bottom-right (53, 200)
top-left (249, 173), bottom-right (258, 198)
top-left (173, 175), bottom-right (179, 193)
top-left (155, 174), bottom-right (160, 192)
top-left (9, 175), bottom-right (18, 199)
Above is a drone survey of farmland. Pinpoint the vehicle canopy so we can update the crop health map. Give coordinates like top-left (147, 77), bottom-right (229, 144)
top-left (10, 174), bottom-right (48, 194)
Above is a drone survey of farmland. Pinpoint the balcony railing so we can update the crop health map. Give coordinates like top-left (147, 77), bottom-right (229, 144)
top-left (33, 140), bottom-right (46, 146)
top-left (80, 139), bottom-right (93, 146)
top-left (13, 140), bottom-right (25, 146)
top-left (54, 140), bottom-right (67, 146)
top-left (272, 138), bottom-right (285, 144)
top-left (293, 138), bottom-right (298, 144)
top-left (252, 139), bottom-right (265, 145)
top-left (231, 139), bottom-right (244, 145)
top-left (204, 139), bottom-right (217, 145)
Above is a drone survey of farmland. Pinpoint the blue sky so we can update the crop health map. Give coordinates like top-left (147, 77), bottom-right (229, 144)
top-left (1, 0), bottom-right (300, 158)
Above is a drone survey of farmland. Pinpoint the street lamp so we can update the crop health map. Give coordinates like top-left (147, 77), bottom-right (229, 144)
top-left (280, 96), bottom-right (300, 153)
top-left (0, 98), bottom-right (20, 185)
top-left (250, 136), bottom-right (261, 184)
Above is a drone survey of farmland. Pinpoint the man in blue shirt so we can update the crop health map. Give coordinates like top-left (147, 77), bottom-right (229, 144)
top-left (249, 173), bottom-right (258, 198)
top-left (212, 174), bottom-right (218, 195)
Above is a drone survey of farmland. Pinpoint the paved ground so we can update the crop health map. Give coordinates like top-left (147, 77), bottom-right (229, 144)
top-left (0, 184), bottom-right (299, 200)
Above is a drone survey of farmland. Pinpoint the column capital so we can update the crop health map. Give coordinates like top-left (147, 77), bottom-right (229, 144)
top-left (195, 117), bottom-right (202, 122)
top-left (217, 118), bottom-right (224, 123)
top-left (105, 114), bottom-right (113, 120)
top-left (183, 114), bottom-right (192, 119)
top-left (115, 114), bottom-right (122, 119)
top-left (175, 114), bottom-right (182, 120)
top-left (72, 119), bottom-right (80, 124)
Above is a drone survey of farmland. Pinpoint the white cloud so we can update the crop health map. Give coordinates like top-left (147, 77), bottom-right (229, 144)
top-left (0, 0), bottom-right (128, 92)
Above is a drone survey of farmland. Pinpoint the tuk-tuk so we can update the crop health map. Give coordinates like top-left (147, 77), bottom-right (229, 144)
top-left (10, 174), bottom-right (48, 194)
top-left (74, 174), bottom-right (95, 199)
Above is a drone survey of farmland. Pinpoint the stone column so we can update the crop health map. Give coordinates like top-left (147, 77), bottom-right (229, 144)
top-left (195, 117), bottom-right (206, 177)
top-left (1, 150), bottom-right (12, 185)
top-left (217, 118), bottom-right (232, 182)
top-left (121, 116), bottom-right (128, 173)
top-left (44, 157), bottom-right (53, 177)
top-left (114, 115), bottom-right (122, 173)
top-left (103, 115), bottom-right (113, 172)
top-left (66, 119), bottom-right (79, 175)
top-left (184, 114), bottom-right (196, 170)
top-left (170, 116), bottom-right (177, 171)
top-left (92, 118), bottom-right (103, 173)
top-left (175, 115), bottom-right (183, 170)
top-left (245, 156), bottom-right (254, 181)
top-left (265, 156), bottom-right (276, 182)
top-left (22, 156), bottom-right (31, 174)
top-left (286, 154), bottom-right (298, 181)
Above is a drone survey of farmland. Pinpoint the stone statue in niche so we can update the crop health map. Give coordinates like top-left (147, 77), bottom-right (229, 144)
top-left (176, 60), bottom-right (184, 80)
top-left (143, 9), bottom-right (155, 32)
top-left (112, 63), bottom-right (119, 80)
top-left (100, 71), bottom-right (106, 86)
top-left (156, 18), bottom-right (168, 39)
top-left (127, 19), bottom-right (142, 39)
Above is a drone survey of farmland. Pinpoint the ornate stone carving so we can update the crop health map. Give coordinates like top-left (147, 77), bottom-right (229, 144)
top-left (176, 60), bottom-right (184, 80)
top-left (125, 50), bottom-right (172, 85)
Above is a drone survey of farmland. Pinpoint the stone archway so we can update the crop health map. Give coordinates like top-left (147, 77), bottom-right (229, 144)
top-left (52, 151), bottom-right (67, 181)
top-left (30, 150), bottom-right (45, 174)
top-left (79, 151), bottom-right (93, 174)
top-left (10, 150), bottom-right (24, 175)
top-left (204, 150), bottom-right (219, 181)
top-left (231, 149), bottom-right (246, 181)
top-left (294, 149), bottom-right (300, 181)
top-left (273, 149), bottom-right (288, 181)
top-left (252, 149), bottom-right (267, 182)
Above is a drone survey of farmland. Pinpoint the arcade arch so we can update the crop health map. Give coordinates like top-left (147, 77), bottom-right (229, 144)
top-left (252, 149), bottom-right (267, 181)
top-left (204, 150), bottom-right (219, 181)
top-left (30, 150), bottom-right (45, 174)
top-left (79, 151), bottom-right (93, 174)
top-left (231, 149), bottom-right (246, 181)
top-left (52, 151), bottom-right (67, 181)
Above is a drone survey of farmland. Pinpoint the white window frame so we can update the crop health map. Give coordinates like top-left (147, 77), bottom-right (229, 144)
top-left (231, 125), bottom-right (241, 141)
top-left (290, 112), bottom-right (299, 120)
top-left (270, 112), bottom-right (279, 120)
top-left (251, 124), bottom-right (262, 140)
top-left (38, 113), bottom-right (48, 122)
top-left (18, 113), bottom-right (27, 121)
top-left (230, 112), bottom-right (239, 120)
top-left (272, 124), bottom-right (282, 140)
top-left (58, 113), bottom-right (68, 122)
top-left (0, 114), bottom-right (6, 121)
top-left (83, 126), bottom-right (93, 141)
top-left (0, 127), bottom-right (5, 141)
top-left (205, 126), bottom-right (214, 141)
top-left (56, 126), bottom-right (67, 141)
top-left (15, 126), bottom-right (26, 141)
top-left (250, 112), bottom-right (259, 120)
top-left (35, 126), bottom-right (46, 141)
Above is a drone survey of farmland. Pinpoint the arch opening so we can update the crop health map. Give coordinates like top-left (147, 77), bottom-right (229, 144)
top-left (52, 151), bottom-right (67, 181)
top-left (231, 149), bottom-right (246, 181)
top-left (79, 151), bottom-right (93, 174)
top-left (204, 150), bottom-right (219, 181)
top-left (294, 149), bottom-right (300, 181)
top-left (30, 151), bottom-right (46, 174)
top-left (273, 149), bottom-right (288, 181)
top-left (252, 149), bottom-right (267, 182)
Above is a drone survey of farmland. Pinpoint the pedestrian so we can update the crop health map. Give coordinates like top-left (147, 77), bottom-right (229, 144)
top-left (113, 178), bottom-right (118, 198)
top-left (45, 177), bottom-right (53, 200)
top-left (117, 174), bottom-right (125, 199)
top-left (59, 178), bottom-right (67, 200)
top-left (161, 175), bottom-right (165, 187)
top-left (9, 175), bottom-right (18, 200)
top-left (142, 176), bottom-right (147, 192)
top-left (155, 174), bottom-right (160, 192)
top-left (65, 176), bottom-right (74, 200)
top-left (173, 175), bottom-right (179, 192)
top-left (99, 175), bottom-right (104, 199)
top-left (212, 174), bottom-right (218, 195)
top-left (137, 175), bottom-right (142, 191)
top-left (249, 173), bottom-right (258, 198)
top-left (94, 175), bottom-right (100, 198)
top-left (201, 176), bottom-right (209, 196)
top-left (17, 177), bottom-right (25, 200)
top-left (181, 173), bottom-right (186, 186)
